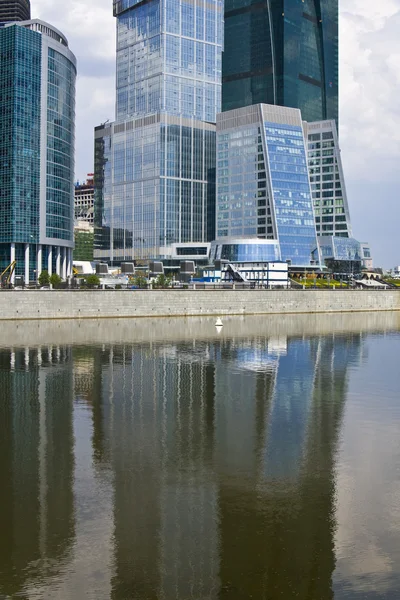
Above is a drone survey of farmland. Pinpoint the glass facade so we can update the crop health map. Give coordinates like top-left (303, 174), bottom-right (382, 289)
top-left (216, 104), bottom-right (320, 268)
top-left (94, 126), bottom-right (112, 255)
top-left (212, 241), bottom-right (280, 262)
top-left (95, 118), bottom-right (216, 261)
top-left (0, 25), bottom-right (41, 277)
top-left (217, 123), bottom-right (274, 239)
top-left (0, 25), bottom-right (41, 247)
top-left (264, 121), bottom-right (319, 266)
top-left (222, 0), bottom-right (338, 125)
top-left (318, 236), bottom-right (363, 275)
top-left (46, 47), bottom-right (76, 241)
top-left (305, 120), bottom-right (352, 238)
top-left (95, 0), bottom-right (221, 262)
top-left (0, 21), bottom-right (76, 282)
top-left (319, 236), bottom-right (361, 261)
top-left (115, 0), bottom-right (223, 123)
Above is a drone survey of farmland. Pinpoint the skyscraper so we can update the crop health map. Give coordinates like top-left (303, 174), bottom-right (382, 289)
top-left (0, 20), bottom-right (76, 284)
top-left (304, 120), bottom-right (373, 272)
top-left (304, 120), bottom-right (351, 238)
top-left (0, 0), bottom-right (30, 23)
top-left (216, 104), bottom-right (320, 268)
top-left (94, 0), bottom-right (223, 263)
top-left (222, 0), bottom-right (338, 125)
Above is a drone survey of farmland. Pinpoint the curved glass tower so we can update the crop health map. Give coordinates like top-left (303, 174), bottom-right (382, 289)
top-left (222, 0), bottom-right (338, 125)
top-left (0, 20), bottom-right (76, 283)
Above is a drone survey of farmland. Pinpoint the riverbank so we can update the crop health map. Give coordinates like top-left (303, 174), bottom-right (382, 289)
top-left (0, 288), bottom-right (399, 321)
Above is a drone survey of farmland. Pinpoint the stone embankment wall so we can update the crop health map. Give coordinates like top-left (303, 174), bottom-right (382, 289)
top-left (0, 289), bottom-right (399, 321)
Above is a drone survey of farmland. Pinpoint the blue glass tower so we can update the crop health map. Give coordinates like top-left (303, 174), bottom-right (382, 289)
top-left (0, 20), bottom-right (76, 284)
top-left (94, 0), bottom-right (223, 263)
top-left (222, 0), bottom-right (338, 125)
top-left (216, 104), bottom-right (320, 268)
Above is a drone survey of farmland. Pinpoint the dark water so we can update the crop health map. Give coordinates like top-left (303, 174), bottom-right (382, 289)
top-left (0, 315), bottom-right (400, 599)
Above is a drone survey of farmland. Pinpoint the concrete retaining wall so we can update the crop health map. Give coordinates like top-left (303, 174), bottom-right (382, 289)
top-left (0, 288), bottom-right (399, 321)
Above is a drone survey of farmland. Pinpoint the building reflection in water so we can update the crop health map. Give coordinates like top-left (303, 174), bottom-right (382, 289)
top-left (0, 329), bottom-right (366, 599)
top-left (87, 331), bottom-right (364, 600)
top-left (0, 346), bottom-right (74, 598)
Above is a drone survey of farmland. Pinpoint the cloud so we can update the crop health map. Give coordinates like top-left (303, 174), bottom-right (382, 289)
top-left (339, 0), bottom-right (400, 265)
top-left (340, 2), bottom-right (400, 181)
top-left (32, 0), bottom-right (115, 181)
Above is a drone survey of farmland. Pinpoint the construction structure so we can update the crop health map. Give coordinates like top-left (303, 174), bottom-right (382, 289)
top-left (75, 174), bottom-right (94, 224)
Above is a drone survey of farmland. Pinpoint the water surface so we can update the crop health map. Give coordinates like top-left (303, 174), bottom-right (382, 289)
top-left (0, 314), bottom-right (399, 599)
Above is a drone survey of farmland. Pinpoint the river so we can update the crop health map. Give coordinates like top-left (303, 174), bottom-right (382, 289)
top-left (0, 313), bottom-right (399, 599)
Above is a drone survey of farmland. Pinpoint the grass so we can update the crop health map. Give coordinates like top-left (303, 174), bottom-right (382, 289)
top-left (382, 278), bottom-right (400, 287)
top-left (290, 278), bottom-right (348, 289)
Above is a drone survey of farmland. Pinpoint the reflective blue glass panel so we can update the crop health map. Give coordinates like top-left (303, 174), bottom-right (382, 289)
top-left (0, 25), bottom-right (41, 246)
top-left (46, 47), bottom-right (76, 241)
top-left (264, 122), bottom-right (319, 267)
top-left (217, 243), bottom-right (280, 262)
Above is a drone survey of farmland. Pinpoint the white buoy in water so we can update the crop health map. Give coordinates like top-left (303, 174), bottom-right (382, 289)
top-left (215, 317), bottom-right (223, 327)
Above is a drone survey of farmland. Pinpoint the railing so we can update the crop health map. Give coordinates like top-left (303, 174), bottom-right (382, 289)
top-left (1, 284), bottom-right (399, 292)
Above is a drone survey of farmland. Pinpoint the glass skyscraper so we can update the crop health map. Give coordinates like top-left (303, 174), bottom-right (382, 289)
top-left (304, 120), bottom-right (351, 237)
top-left (0, 0), bottom-right (30, 23)
top-left (0, 20), bottom-right (76, 283)
top-left (222, 0), bottom-right (338, 125)
top-left (94, 0), bottom-right (223, 263)
top-left (216, 104), bottom-right (320, 268)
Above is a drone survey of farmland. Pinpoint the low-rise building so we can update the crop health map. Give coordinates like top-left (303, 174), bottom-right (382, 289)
top-left (318, 236), bottom-right (362, 278)
top-left (203, 239), bottom-right (288, 287)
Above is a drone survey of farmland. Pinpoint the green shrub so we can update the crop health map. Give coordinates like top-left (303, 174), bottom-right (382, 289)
top-left (49, 273), bottom-right (62, 287)
top-left (85, 274), bottom-right (100, 288)
top-left (132, 275), bottom-right (148, 289)
top-left (38, 270), bottom-right (50, 287)
top-left (153, 273), bottom-right (172, 289)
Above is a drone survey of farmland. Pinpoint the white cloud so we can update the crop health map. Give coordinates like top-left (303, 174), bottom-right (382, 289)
top-left (339, 0), bottom-right (400, 265)
top-left (32, 0), bottom-right (115, 181)
top-left (340, 1), bottom-right (400, 180)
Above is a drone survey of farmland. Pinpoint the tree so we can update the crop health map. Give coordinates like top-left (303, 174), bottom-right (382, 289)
top-left (85, 274), bottom-right (100, 288)
top-left (38, 270), bottom-right (50, 287)
top-left (49, 273), bottom-right (62, 287)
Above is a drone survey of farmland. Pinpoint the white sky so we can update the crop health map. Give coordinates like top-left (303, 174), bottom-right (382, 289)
top-left (31, 0), bottom-right (400, 266)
